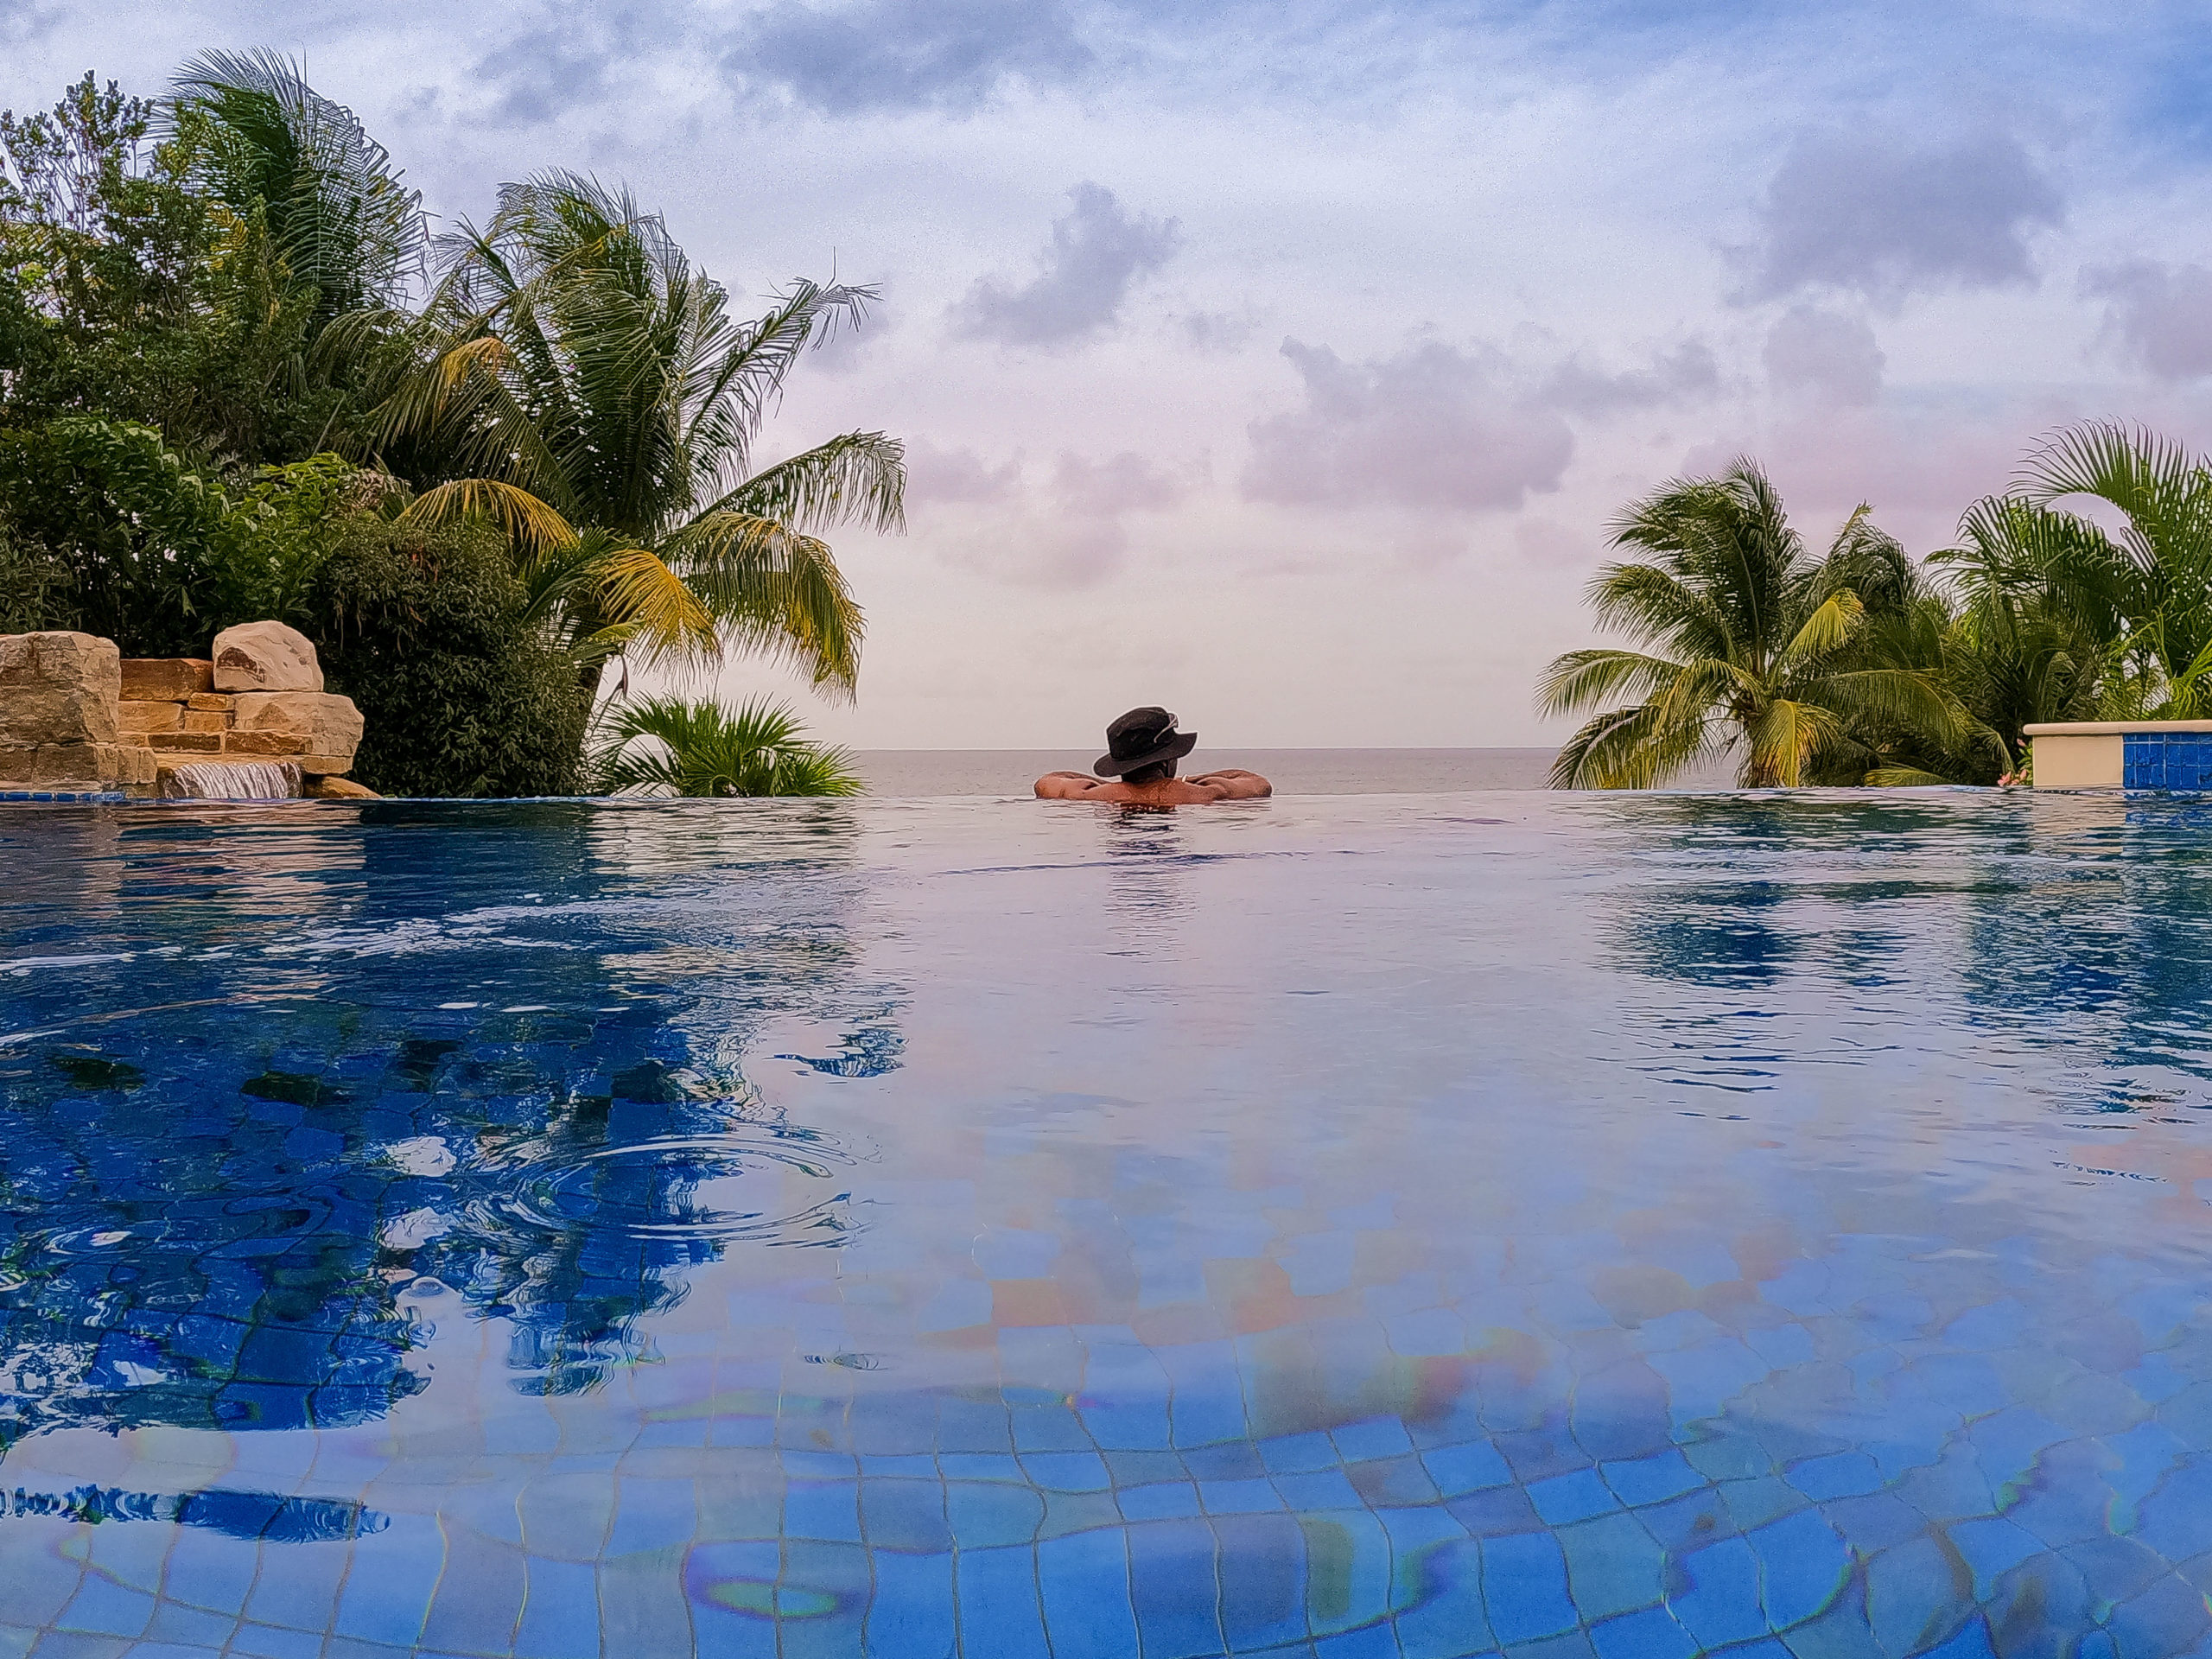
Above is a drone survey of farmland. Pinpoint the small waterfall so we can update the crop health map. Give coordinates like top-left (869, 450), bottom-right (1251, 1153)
top-left (161, 760), bottom-right (301, 800)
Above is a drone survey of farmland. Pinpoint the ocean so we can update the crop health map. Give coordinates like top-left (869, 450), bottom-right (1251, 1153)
top-left (850, 747), bottom-right (1738, 796)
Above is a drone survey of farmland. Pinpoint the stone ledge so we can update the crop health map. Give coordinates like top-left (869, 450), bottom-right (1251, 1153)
top-left (119, 658), bottom-right (213, 701)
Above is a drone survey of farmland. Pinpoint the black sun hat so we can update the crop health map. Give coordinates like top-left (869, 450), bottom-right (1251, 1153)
top-left (1094, 707), bottom-right (1198, 778)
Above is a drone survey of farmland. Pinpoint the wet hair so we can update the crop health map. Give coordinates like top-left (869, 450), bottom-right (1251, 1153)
top-left (1119, 759), bottom-right (1174, 785)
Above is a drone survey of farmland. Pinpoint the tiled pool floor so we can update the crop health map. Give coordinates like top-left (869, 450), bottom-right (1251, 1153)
top-left (4, 793), bottom-right (2212, 1656)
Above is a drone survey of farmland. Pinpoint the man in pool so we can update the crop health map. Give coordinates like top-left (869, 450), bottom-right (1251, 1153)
top-left (1034, 707), bottom-right (1273, 804)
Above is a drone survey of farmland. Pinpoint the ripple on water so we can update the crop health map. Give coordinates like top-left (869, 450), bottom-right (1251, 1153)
top-left (474, 1128), bottom-right (863, 1247)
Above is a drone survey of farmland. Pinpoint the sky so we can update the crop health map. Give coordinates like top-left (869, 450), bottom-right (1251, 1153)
top-left (7, 0), bottom-right (2212, 749)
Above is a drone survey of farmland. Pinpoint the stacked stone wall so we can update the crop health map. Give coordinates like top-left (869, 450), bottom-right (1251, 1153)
top-left (0, 622), bottom-right (368, 798)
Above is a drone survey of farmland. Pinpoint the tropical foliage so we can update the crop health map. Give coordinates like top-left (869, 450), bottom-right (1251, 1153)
top-left (591, 696), bottom-right (861, 798)
top-left (1544, 426), bottom-right (2212, 789)
top-left (0, 58), bottom-right (899, 797)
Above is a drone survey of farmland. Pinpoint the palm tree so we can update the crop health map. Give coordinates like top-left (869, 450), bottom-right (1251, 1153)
top-left (1949, 423), bottom-right (2212, 718)
top-left (1539, 461), bottom-right (1961, 788)
top-left (374, 174), bottom-right (903, 702)
top-left (592, 696), bottom-right (861, 798)
top-left (168, 50), bottom-right (427, 327)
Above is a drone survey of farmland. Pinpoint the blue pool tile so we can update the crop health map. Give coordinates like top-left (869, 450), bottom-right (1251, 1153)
top-left (1600, 1450), bottom-right (1705, 1510)
top-left (861, 1478), bottom-right (955, 1551)
top-left (513, 1560), bottom-right (600, 1659)
top-left (1785, 1451), bottom-right (1886, 1500)
top-left (1480, 1531), bottom-right (1576, 1644)
top-left (1039, 1529), bottom-right (1141, 1659)
top-left (1557, 1510), bottom-right (1665, 1623)
top-left (1668, 1535), bottom-right (1768, 1649)
top-left (1747, 1508), bottom-right (1849, 1629)
top-left (1392, 1533), bottom-right (1490, 1659)
top-left (1200, 1477), bottom-right (1283, 1514)
top-left (1127, 1520), bottom-right (1224, 1658)
top-left (866, 1553), bottom-right (957, 1657)
top-left (955, 1548), bottom-right (1048, 1659)
top-left (1262, 1432), bottom-right (1343, 1474)
top-left (945, 1479), bottom-right (1046, 1548)
top-left (1217, 1512), bottom-right (1313, 1649)
top-left (1865, 1536), bottom-right (1965, 1659)
top-left (1529, 1468), bottom-right (1618, 1526)
top-left (1334, 1418), bottom-right (1416, 1463)
top-left (54, 1582), bottom-right (153, 1646)
top-left (1119, 1482), bottom-right (1203, 1521)
top-left (1589, 1605), bottom-right (1699, 1659)
top-left (334, 1517), bottom-right (446, 1647)
top-left (226, 1624), bottom-right (323, 1659)
top-left (1916, 1617), bottom-right (1999, 1659)
top-left (1275, 1469), bottom-right (1365, 1511)
top-left (1022, 1451), bottom-right (1111, 1491)
top-left (1305, 1510), bottom-right (1395, 1637)
top-left (783, 1479), bottom-right (862, 1541)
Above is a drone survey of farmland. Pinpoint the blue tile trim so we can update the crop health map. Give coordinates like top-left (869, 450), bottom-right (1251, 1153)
top-left (2121, 733), bottom-right (2212, 792)
top-left (0, 790), bottom-right (128, 803)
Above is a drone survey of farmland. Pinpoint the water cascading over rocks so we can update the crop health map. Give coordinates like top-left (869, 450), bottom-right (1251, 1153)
top-left (0, 622), bottom-right (372, 799)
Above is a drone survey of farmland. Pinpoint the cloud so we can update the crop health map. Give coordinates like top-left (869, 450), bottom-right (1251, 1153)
top-left (1241, 339), bottom-right (1573, 512)
top-left (1739, 131), bottom-right (2063, 306)
top-left (1762, 305), bottom-right (1885, 405)
top-left (474, 6), bottom-right (666, 124)
top-left (1052, 450), bottom-right (1192, 515)
top-left (1538, 342), bottom-right (1719, 417)
top-left (1174, 309), bottom-right (1258, 353)
top-left (729, 0), bottom-right (1092, 114)
top-left (906, 439), bottom-right (1023, 503)
top-left (950, 182), bottom-right (1182, 347)
top-left (2083, 260), bottom-right (2212, 381)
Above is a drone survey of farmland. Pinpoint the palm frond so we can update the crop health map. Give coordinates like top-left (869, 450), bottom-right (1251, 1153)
top-left (592, 543), bottom-right (719, 663)
top-left (703, 432), bottom-right (906, 536)
top-left (398, 479), bottom-right (577, 559)
top-left (591, 695), bottom-right (861, 798)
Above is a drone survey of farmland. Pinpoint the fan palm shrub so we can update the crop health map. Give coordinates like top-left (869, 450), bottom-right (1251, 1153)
top-left (592, 696), bottom-right (861, 798)
top-left (1942, 423), bottom-right (2212, 718)
top-left (1539, 460), bottom-right (1963, 787)
top-left (370, 175), bottom-right (903, 703)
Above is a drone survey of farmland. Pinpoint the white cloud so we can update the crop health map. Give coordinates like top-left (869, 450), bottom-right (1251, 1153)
top-left (949, 182), bottom-right (1182, 347)
top-left (2082, 260), bottom-right (2212, 381)
top-left (1242, 339), bottom-right (1573, 512)
top-left (906, 438), bottom-right (1023, 504)
top-left (1739, 131), bottom-right (2063, 307)
top-left (1763, 306), bottom-right (1885, 405)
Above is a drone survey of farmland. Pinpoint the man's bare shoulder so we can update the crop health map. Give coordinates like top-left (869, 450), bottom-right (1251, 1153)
top-left (1187, 769), bottom-right (1273, 800)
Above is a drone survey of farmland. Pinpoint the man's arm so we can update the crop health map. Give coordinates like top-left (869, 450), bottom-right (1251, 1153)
top-left (1186, 769), bottom-right (1272, 799)
top-left (1035, 771), bottom-right (1109, 799)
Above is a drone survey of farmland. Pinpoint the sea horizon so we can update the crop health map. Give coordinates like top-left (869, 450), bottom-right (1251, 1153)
top-left (849, 746), bottom-right (1740, 795)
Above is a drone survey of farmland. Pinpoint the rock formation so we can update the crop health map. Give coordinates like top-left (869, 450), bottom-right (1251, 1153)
top-left (211, 620), bottom-right (324, 693)
top-left (0, 632), bottom-right (156, 793)
top-left (0, 621), bottom-right (373, 798)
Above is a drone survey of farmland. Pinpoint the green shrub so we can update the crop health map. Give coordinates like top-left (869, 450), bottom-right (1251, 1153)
top-left (306, 518), bottom-right (588, 798)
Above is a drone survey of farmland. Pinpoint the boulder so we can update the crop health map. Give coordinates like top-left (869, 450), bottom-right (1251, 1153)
top-left (231, 691), bottom-right (362, 763)
top-left (119, 658), bottom-right (213, 701)
top-left (0, 632), bottom-right (120, 747)
top-left (0, 741), bottom-right (156, 787)
top-left (212, 622), bottom-right (323, 694)
top-left (308, 775), bottom-right (379, 799)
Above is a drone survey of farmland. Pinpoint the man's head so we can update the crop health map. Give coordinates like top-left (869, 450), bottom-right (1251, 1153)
top-left (1095, 707), bottom-right (1198, 781)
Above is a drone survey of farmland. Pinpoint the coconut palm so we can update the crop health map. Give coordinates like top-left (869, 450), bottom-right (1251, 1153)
top-left (592, 696), bottom-right (861, 798)
top-left (168, 50), bottom-right (427, 326)
top-left (1948, 423), bottom-right (2212, 718)
top-left (1539, 461), bottom-right (1962, 788)
top-left (374, 174), bottom-right (902, 701)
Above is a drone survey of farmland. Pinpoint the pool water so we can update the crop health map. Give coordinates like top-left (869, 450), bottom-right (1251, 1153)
top-left (3, 792), bottom-right (2212, 1658)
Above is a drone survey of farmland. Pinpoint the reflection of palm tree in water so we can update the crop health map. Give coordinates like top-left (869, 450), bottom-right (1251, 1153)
top-left (0, 807), bottom-right (904, 1449)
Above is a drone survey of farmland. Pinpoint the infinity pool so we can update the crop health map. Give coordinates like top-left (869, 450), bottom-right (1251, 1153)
top-left (4, 792), bottom-right (2212, 1657)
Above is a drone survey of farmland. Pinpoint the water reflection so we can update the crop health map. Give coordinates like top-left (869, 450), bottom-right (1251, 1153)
top-left (0, 801), bottom-right (902, 1447)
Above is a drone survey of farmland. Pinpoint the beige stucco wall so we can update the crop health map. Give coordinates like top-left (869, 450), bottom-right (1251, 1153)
top-left (2030, 732), bottom-right (2123, 787)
